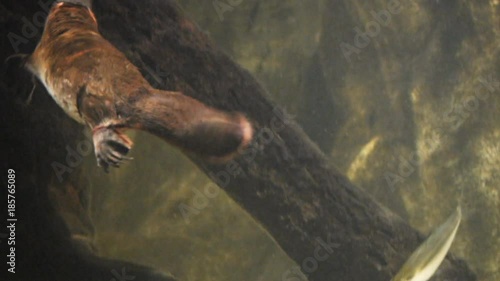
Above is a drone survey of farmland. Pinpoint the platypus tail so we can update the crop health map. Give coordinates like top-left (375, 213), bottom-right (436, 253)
top-left (130, 89), bottom-right (253, 161)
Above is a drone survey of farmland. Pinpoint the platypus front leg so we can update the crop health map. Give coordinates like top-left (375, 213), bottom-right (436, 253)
top-left (76, 88), bottom-right (134, 172)
top-left (92, 124), bottom-right (133, 172)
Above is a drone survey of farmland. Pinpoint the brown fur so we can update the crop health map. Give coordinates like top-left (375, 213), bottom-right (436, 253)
top-left (26, 2), bottom-right (253, 170)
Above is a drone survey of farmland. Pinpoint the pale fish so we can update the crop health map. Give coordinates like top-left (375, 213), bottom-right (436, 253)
top-left (392, 207), bottom-right (462, 281)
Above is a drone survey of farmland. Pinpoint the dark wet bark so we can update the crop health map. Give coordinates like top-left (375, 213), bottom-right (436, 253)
top-left (1, 0), bottom-right (475, 281)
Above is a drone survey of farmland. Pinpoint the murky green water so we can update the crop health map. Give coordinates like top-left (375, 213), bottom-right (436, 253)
top-left (58, 1), bottom-right (499, 281)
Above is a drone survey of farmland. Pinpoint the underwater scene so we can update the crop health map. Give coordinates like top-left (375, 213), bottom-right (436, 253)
top-left (0, 1), bottom-right (499, 281)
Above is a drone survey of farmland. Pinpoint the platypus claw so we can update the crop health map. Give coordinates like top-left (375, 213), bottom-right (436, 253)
top-left (93, 127), bottom-right (133, 172)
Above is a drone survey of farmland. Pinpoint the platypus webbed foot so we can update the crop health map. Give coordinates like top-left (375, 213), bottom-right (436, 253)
top-left (92, 127), bottom-right (133, 172)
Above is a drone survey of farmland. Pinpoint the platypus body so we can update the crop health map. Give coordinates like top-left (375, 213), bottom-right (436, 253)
top-left (25, 2), bottom-right (252, 170)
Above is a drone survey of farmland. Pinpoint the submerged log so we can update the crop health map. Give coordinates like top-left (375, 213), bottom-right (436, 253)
top-left (1, 0), bottom-right (475, 280)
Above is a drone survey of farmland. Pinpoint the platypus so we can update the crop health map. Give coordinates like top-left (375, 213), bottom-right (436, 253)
top-left (23, 2), bottom-right (253, 171)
